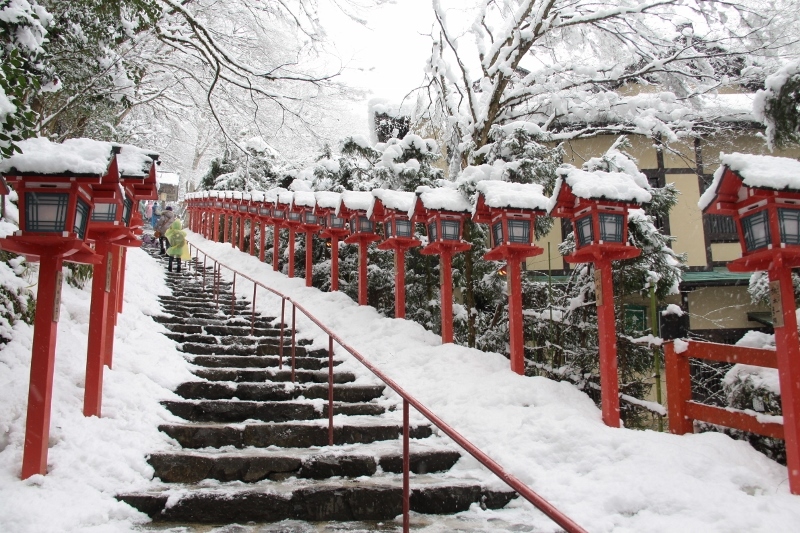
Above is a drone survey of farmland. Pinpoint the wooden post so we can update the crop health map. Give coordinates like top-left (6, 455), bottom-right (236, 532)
top-left (330, 235), bottom-right (340, 291)
top-left (440, 251), bottom-right (453, 343)
top-left (395, 249), bottom-right (406, 318)
top-left (259, 221), bottom-right (267, 262)
top-left (769, 258), bottom-right (800, 495)
top-left (273, 224), bottom-right (281, 271)
top-left (358, 241), bottom-right (368, 305)
top-left (84, 241), bottom-right (111, 417)
top-left (249, 218), bottom-right (256, 255)
top-left (508, 257), bottom-right (524, 375)
top-left (237, 216), bottom-right (245, 250)
top-left (663, 341), bottom-right (694, 435)
top-left (21, 254), bottom-right (64, 479)
top-left (595, 259), bottom-right (620, 427)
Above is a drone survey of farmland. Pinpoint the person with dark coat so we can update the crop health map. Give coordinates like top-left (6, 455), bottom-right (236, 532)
top-left (154, 206), bottom-right (176, 254)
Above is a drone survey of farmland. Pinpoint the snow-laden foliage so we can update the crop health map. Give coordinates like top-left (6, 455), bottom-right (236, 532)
top-left (200, 137), bottom-right (286, 192)
top-left (423, 0), bottom-right (800, 170)
top-left (0, 0), bottom-right (50, 157)
top-left (0, 193), bottom-right (36, 343)
top-left (754, 60), bottom-right (800, 149)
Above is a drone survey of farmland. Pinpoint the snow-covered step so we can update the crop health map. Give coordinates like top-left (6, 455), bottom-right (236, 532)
top-left (191, 367), bottom-right (356, 384)
top-left (147, 448), bottom-right (461, 483)
top-left (158, 421), bottom-right (433, 449)
top-left (117, 477), bottom-right (515, 523)
top-left (161, 399), bottom-right (385, 423)
top-left (188, 354), bottom-right (338, 370)
top-left (174, 381), bottom-right (386, 403)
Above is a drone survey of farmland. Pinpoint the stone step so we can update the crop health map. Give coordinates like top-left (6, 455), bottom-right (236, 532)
top-left (191, 367), bottom-right (355, 384)
top-left (159, 422), bottom-right (433, 449)
top-left (163, 324), bottom-right (289, 338)
top-left (148, 449), bottom-right (462, 483)
top-left (189, 355), bottom-right (338, 371)
top-left (117, 479), bottom-right (515, 522)
top-left (175, 382), bottom-right (385, 403)
top-left (181, 343), bottom-right (311, 357)
top-left (168, 334), bottom-right (281, 345)
top-left (161, 399), bottom-right (385, 423)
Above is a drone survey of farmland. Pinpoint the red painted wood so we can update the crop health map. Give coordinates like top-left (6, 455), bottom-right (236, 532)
top-left (117, 248), bottom-right (126, 314)
top-left (508, 258), bottom-right (524, 375)
top-left (686, 402), bottom-right (784, 440)
top-left (330, 235), bottom-right (340, 291)
top-left (769, 261), bottom-right (800, 495)
top-left (305, 231), bottom-right (314, 287)
top-left (441, 251), bottom-right (454, 343)
top-left (683, 340), bottom-right (778, 368)
top-left (249, 218), bottom-right (256, 256)
top-left (663, 341), bottom-right (694, 435)
top-left (213, 212), bottom-right (220, 242)
top-left (596, 259), bottom-right (620, 427)
top-left (358, 242), bottom-right (368, 305)
top-left (84, 240), bottom-right (111, 417)
top-left (259, 221), bottom-right (266, 262)
top-left (273, 224), bottom-right (280, 271)
top-left (395, 249), bottom-right (406, 318)
top-left (238, 216), bottom-right (245, 250)
top-left (104, 246), bottom-right (121, 369)
top-left (21, 254), bottom-right (63, 479)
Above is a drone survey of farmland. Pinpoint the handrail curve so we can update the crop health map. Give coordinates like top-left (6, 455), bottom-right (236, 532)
top-left (186, 242), bottom-right (587, 533)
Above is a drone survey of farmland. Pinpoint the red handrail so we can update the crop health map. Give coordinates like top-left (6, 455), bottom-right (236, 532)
top-left (186, 242), bottom-right (587, 533)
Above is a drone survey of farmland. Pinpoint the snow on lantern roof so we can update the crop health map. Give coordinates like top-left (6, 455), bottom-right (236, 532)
top-left (292, 190), bottom-right (316, 208)
top-left (548, 167), bottom-right (652, 213)
top-left (250, 190), bottom-right (265, 202)
top-left (0, 137), bottom-right (116, 176)
top-left (369, 189), bottom-right (416, 219)
top-left (276, 188), bottom-right (294, 206)
top-left (698, 152), bottom-right (800, 211)
top-left (264, 188), bottom-right (284, 204)
top-left (157, 171), bottom-right (179, 186)
top-left (314, 191), bottom-right (341, 210)
top-left (338, 191), bottom-right (374, 215)
top-left (209, 190), bottom-right (221, 198)
top-left (412, 186), bottom-right (472, 218)
top-left (117, 144), bottom-right (158, 178)
top-left (232, 191), bottom-right (243, 200)
top-left (475, 180), bottom-right (549, 212)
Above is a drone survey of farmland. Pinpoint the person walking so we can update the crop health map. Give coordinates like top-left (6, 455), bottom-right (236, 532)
top-left (145, 201), bottom-right (153, 227)
top-left (165, 219), bottom-right (190, 272)
top-left (155, 205), bottom-right (176, 254)
top-left (151, 201), bottom-right (162, 229)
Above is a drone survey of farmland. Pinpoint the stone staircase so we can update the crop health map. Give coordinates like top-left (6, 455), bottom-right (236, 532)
top-left (117, 249), bottom-right (516, 527)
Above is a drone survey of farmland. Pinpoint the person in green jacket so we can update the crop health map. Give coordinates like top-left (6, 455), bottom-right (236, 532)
top-left (164, 220), bottom-right (190, 272)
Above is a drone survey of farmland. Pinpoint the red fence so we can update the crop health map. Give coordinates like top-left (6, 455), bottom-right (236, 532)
top-left (663, 339), bottom-right (783, 439)
top-left (187, 242), bottom-right (587, 533)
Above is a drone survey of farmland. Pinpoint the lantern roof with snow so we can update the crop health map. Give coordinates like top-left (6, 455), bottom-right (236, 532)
top-left (0, 137), bottom-right (118, 179)
top-left (548, 167), bottom-right (652, 217)
top-left (473, 181), bottom-right (550, 222)
top-left (369, 189), bottom-right (416, 219)
top-left (314, 191), bottom-right (341, 213)
top-left (276, 188), bottom-right (294, 207)
top-left (699, 153), bottom-right (800, 214)
top-left (292, 190), bottom-right (317, 209)
top-left (337, 190), bottom-right (374, 216)
top-left (410, 186), bottom-right (471, 221)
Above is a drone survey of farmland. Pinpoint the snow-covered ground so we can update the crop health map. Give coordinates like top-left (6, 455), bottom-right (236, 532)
top-left (2, 231), bottom-right (800, 532)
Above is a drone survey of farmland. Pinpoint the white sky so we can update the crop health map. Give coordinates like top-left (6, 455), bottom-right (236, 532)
top-left (318, 0), bottom-right (435, 109)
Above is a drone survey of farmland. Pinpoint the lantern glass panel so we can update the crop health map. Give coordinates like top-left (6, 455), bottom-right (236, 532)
top-left (249, 206), bottom-right (257, 214)
top-left (25, 192), bottom-right (69, 233)
top-left (492, 222), bottom-right (503, 247)
top-left (599, 213), bottom-right (624, 243)
top-left (239, 205), bottom-right (247, 213)
top-left (260, 207), bottom-right (271, 216)
top-left (91, 202), bottom-right (117, 222)
top-left (576, 215), bottom-right (594, 247)
top-left (508, 219), bottom-right (530, 244)
top-left (441, 220), bottom-right (460, 241)
top-left (330, 215), bottom-right (345, 229)
top-left (396, 219), bottom-right (412, 238)
top-left (741, 210), bottom-right (771, 252)
top-left (215, 201), bottom-right (222, 208)
top-left (289, 211), bottom-right (301, 221)
top-left (385, 220), bottom-right (393, 238)
top-left (274, 209), bottom-right (285, 219)
top-left (304, 212), bottom-right (317, 224)
top-left (779, 208), bottom-right (800, 245)
top-left (73, 198), bottom-right (90, 240)
top-left (122, 197), bottom-right (133, 226)
top-left (358, 216), bottom-right (373, 233)
top-left (428, 222), bottom-right (438, 241)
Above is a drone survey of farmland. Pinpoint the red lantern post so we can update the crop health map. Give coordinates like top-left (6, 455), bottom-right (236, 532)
top-left (268, 189), bottom-right (287, 272)
top-left (250, 191), bottom-right (270, 262)
top-left (293, 190), bottom-right (322, 287)
top-left (371, 189), bottom-right (421, 318)
top-left (210, 192), bottom-right (223, 242)
top-left (0, 137), bottom-right (114, 479)
top-left (549, 168), bottom-right (651, 427)
top-left (699, 153), bottom-right (800, 494)
top-left (339, 191), bottom-right (381, 305)
top-left (277, 190), bottom-right (300, 277)
top-left (473, 181), bottom-right (550, 374)
top-left (315, 191), bottom-right (346, 291)
top-left (410, 187), bottom-right (472, 343)
top-left (246, 195), bottom-right (258, 256)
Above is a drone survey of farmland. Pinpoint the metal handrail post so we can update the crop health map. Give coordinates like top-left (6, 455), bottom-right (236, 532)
top-left (279, 298), bottom-right (285, 369)
top-left (231, 271), bottom-right (237, 316)
top-left (291, 304), bottom-right (296, 383)
top-left (251, 284), bottom-right (257, 336)
top-left (328, 335), bottom-right (334, 445)
top-left (403, 399), bottom-right (410, 533)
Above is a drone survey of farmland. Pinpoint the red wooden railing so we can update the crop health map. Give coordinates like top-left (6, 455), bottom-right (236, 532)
top-left (187, 242), bottom-right (587, 533)
top-left (663, 339), bottom-right (783, 439)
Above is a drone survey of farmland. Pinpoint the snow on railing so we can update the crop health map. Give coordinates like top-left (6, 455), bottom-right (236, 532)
top-left (186, 241), bottom-right (588, 533)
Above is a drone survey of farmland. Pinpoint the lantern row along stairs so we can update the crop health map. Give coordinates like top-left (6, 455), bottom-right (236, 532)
top-left (117, 247), bottom-right (517, 525)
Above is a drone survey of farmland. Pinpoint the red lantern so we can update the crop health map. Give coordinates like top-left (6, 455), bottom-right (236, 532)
top-left (315, 191), bottom-right (346, 291)
top-left (276, 189), bottom-right (300, 277)
top-left (549, 167), bottom-right (651, 428)
top-left (340, 191), bottom-right (381, 305)
top-left (473, 181), bottom-right (549, 374)
top-left (700, 152), bottom-right (800, 495)
top-left (410, 186), bottom-right (472, 343)
top-left (371, 189), bottom-right (421, 318)
top-left (0, 138), bottom-right (123, 479)
top-left (293, 190), bottom-right (321, 287)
